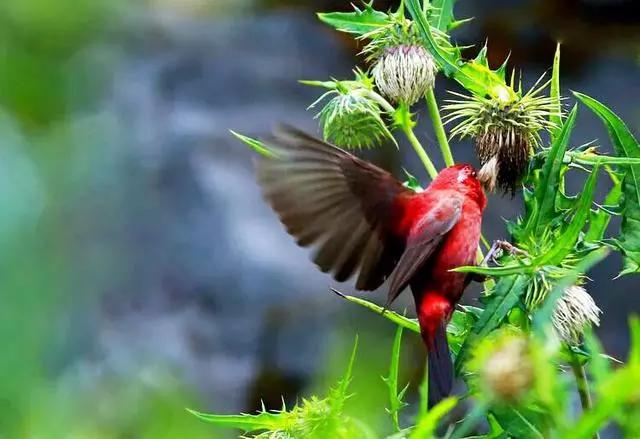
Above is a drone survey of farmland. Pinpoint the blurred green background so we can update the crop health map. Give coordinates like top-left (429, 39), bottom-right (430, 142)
top-left (0, 0), bottom-right (638, 437)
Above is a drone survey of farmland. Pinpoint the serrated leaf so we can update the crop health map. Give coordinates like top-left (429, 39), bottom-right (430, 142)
top-left (317, 5), bottom-right (391, 35)
top-left (574, 92), bottom-right (640, 276)
top-left (429, 0), bottom-right (457, 32)
top-left (521, 105), bottom-right (578, 239)
top-left (536, 165), bottom-right (599, 265)
top-left (385, 326), bottom-right (407, 431)
top-left (549, 43), bottom-right (562, 141)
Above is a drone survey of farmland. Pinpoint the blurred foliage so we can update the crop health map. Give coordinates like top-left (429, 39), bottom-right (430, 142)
top-left (0, 0), bottom-right (219, 437)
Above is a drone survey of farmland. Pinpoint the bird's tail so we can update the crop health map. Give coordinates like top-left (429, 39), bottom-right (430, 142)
top-left (427, 323), bottom-right (453, 408)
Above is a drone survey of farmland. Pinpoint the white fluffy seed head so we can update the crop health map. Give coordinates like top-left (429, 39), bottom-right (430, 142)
top-left (372, 45), bottom-right (437, 105)
top-left (552, 285), bottom-right (601, 344)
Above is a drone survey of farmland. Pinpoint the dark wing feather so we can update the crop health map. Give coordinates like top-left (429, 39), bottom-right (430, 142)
top-left (257, 125), bottom-right (411, 291)
top-left (386, 196), bottom-right (462, 305)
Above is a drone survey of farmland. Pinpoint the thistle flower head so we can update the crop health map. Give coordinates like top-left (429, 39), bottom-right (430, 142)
top-left (474, 332), bottom-right (534, 403)
top-left (552, 285), bottom-right (601, 344)
top-left (444, 77), bottom-right (560, 194)
top-left (360, 16), bottom-right (438, 105)
top-left (310, 82), bottom-right (394, 149)
top-left (372, 45), bottom-right (437, 105)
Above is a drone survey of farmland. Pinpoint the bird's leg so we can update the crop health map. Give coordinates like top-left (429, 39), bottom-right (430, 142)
top-left (469, 240), bottom-right (527, 284)
top-left (492, 240), bottom-right (528, 262)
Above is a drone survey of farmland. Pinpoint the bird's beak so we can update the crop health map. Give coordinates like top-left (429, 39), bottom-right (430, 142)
top-left (478, 156), bottom-right (498, 192)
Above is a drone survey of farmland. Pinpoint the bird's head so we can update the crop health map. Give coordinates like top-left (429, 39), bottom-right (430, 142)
top-left (431, 164), bottom-right (487, 209)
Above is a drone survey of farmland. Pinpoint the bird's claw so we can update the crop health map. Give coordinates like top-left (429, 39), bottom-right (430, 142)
top-left (482, 240), bottom-right (527, 266)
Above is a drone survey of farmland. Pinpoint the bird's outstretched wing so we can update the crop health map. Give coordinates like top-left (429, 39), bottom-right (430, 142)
top-left (257, 125), bottom-right (412, 291)
top-left (386, 196), bottom-right (463, 305)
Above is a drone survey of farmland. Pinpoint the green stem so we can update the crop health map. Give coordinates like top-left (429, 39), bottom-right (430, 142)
top-left (425, 89), bottom-right (454, 167)
top-left (570, 352), bottom-right (599, 439)
top-left (403, 124), bottom-right (438, 179)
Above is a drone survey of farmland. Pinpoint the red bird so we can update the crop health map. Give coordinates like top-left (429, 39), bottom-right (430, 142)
top-left (256, 126), bottom-right (487, 405)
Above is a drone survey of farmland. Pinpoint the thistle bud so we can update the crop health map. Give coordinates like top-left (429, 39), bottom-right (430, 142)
top-left (552, 285), bottom-right (601, 344)
top-left (312, 88), bottom-right (394, 149)
top-left (372, 45), bottom-right (437, 105)
top-left (481, 336), bottom-right (533, 402)
top-left (444, 78), bottom-right (559, 194)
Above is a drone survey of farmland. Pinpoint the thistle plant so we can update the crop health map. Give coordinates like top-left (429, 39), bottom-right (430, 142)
top-left (444, 76), bottom-right (560, 193)
top-left (200, 1), bottom-right (640, 438)
top-left (308, 71), bottom-right (395, 149)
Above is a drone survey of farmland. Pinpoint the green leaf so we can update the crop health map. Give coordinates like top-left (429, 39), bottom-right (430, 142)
top-left (384, 326), bottom-right (408, 431)
top-left (549, 43), bottom-right (562, 141)
top-left (455, 275), bottom-right (529, 372)
top-left (333, 335), bottom-right (359, 406)
top-left (429, 0), bottom-right (457, 32)
top-left (522, 105), bottom-right (578, 239)
top-left (406, 0), bottom-right (508, 97)
top-left (536, 165), bottom-right (599, 265)
top-left (410, 397), bottom-right (458, 439)
top-left (574, 92), bottom-right (640, 275)
top-left (490, 407), bottom-right (545, 439)
top-left (452, 263), bottom-right (534, 277)
top-left (230, 130), bottom-right (276, 158)
top-left (585, 175), bottom-right (622, 243)
top-left (473, 275), bottom-right (530, 338)
top-left (331, 289), bottom-right (420, 334)
top-left (317, 4), bottom-right (391, 35)
top-left (186, 410), bottom-right (283, 432)
top-left (403, 169), bottom-right (425, 192)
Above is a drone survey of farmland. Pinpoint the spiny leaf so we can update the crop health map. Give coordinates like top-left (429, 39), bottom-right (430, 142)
top-left (522, 105), bottom-right (578, 239)
top-left (384, 326), bottom-right (408, 431)
top-left (549, 43), bottom-right (562, 141)
top-left (452, 263), bottom-right (534, 277)
top-left (317, 4), bottom-right (391, 35)
top-left (429, 0), bottom-right (458, 32)
top-left (230, 130), bottom-right (276, 158)
top-left (186, 409), bottom-right (282, 432)
top-left (536, 164), bottom-right (599, 265)
top-left (331, 289), bottom-right (420, 333)
top-left (574, 92), bottom-right (640, 276)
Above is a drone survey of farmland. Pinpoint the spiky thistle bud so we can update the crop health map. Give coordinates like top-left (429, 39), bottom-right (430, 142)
top-left (372, 45), bottom-right (437, 105)
top-left (481, 336), bottom-right (533, 403)
top-left (309, 85), bottom-right (394, 149)
top-left (552, 285), bottom-right (601, 344)
top-left (444, 78), bottom-right (559, 194)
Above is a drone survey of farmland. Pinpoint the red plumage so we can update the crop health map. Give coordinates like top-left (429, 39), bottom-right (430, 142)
top-left (256, 126), bottom-right (486, 405)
